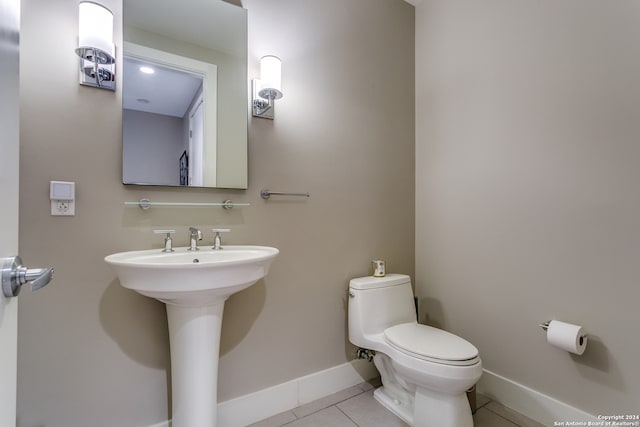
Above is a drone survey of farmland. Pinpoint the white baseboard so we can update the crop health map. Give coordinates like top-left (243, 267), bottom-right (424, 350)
top-left (477, 369), bottom-right (598, 426)
top-left (218, 359), bottom-right (378, 426)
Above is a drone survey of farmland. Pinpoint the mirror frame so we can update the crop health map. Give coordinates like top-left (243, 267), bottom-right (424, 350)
top-left (122, 0), bottom-right (248, 189)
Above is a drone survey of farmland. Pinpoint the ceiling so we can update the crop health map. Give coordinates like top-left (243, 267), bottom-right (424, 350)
top-left (123, 57), bottom-right (202, 118)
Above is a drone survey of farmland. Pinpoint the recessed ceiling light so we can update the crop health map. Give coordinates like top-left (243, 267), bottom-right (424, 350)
top-left (139, 66), bottom-right (155, 74)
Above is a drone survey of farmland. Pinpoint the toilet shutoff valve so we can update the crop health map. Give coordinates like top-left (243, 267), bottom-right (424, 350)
top-left (355, 348), bottom-right (375, 362)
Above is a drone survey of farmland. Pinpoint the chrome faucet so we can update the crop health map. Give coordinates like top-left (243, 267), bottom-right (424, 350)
top-left (211, 228), bottom-right (230, 250)
top-left (188, 227), bottom-right (203, 251)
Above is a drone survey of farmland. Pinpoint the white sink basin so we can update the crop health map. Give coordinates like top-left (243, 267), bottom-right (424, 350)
top-left (104, 245), bottom-right (279, 427)
top-left (104, 245), bottom-right (278, 306)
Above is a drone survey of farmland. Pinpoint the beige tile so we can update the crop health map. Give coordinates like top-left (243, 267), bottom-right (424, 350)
top-left (473, 407), bottom-right (519, 427)
top-left (286, 406), bottom-right (357, 427)
top-left (486, 401), bottom-right (546, 427)
top-left (476, 392), bottom-right (491, 410)
top-left (337, 390), bottom-right (409, 427)
top-left (292, 386), bottom-right (364, 418)
top-left (357, 380), bottom-right (375, 392)
top-left (247, 410), bottom-right (297, 427)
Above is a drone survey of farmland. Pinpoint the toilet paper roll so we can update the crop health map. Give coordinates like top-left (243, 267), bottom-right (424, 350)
top-left (546, 320), bottom-right (587, 355)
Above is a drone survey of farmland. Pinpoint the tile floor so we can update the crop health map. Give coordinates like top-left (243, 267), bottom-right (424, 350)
top-left (249, 379), bottom-right (546, 427)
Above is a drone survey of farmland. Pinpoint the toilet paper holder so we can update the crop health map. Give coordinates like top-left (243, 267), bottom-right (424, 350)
top-left (539, 321), bottom-right (551, 331)
top-left (539, 321), bottom-right (587, 339)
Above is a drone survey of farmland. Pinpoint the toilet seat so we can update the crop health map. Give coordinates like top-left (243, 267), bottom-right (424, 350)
top-left (384, 323), bottom-right (479, 366)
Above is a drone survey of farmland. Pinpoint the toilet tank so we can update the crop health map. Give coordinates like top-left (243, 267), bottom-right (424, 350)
top-left (348, 274), bottom-right (416, 349)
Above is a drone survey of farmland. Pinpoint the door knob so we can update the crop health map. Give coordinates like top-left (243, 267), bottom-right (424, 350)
top-left (1, 256), bottom-right (54, 298)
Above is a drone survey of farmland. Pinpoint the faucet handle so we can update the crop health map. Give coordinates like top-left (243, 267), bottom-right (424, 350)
top-left (211, 228), bottom-right (231, 250)
top-left (154, 229), bottom-right (176, 235)
top-left (212, 228), bottom-right (231, 234)
top-left (154, 229), bottom-right (175, 252)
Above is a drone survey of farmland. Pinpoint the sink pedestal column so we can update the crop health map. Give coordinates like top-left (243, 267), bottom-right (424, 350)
top-left (166, 301), bottom-right (226, 427)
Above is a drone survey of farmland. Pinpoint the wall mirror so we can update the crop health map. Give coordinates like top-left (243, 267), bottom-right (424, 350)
top-left (122, 0), bottom-right (248, 189)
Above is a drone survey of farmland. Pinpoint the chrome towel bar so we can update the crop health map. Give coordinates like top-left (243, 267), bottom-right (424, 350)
top-left (260, 189), bottom-right (310, 199)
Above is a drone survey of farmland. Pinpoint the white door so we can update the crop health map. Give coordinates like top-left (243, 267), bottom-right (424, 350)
top-left (188, 96), bottom-right (205, 186)
top-left (0, 0), bottom-right (21, 423)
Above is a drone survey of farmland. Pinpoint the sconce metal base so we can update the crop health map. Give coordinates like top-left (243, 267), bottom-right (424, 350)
top-left (78, 51), bottom-right (116, 91)
top-left (252, 80), bottom-right (274, 119)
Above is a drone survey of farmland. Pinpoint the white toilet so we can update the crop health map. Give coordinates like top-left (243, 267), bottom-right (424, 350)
top-left (348, 274), bottom-right (482, 427)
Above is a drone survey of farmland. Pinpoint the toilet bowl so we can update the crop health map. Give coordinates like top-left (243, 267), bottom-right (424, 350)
top-left (348, 274), bottom-right (482, 427)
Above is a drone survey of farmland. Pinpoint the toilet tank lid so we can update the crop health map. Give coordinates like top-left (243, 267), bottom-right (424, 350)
top-left (349, 274), bottom-right (411, 290)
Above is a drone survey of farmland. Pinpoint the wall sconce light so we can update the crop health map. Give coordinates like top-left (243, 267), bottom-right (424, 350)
top-left (75, 1), bottom-right (115, 91)
top-left (252, 55), bottom-right (283, 119)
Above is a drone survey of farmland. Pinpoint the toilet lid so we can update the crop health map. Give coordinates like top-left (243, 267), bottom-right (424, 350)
top-left (384, 323), bottom-right (479, 366)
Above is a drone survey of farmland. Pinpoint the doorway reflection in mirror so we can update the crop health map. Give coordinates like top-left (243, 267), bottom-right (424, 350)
top-left (122, 54), bottom-right (214, 187)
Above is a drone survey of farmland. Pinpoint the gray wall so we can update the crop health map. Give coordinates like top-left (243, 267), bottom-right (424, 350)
top-left (17, 0), bottom-right (415, 426)
top-left (123, 109), bottom-right (184, 186)
top-left (415, 0), bottom-right (640, 415)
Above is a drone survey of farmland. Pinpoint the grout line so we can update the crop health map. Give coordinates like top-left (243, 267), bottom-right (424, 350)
top-left (336, 405), bottom-right (359, 427)
top-left (281, 416), bottom-right (297, 426)
top-left (477, 397), bottom-right (492, 410)
top-left (483, 405), bottom-right (521, 427)
top-left (284, 388), bottom-right (370, 424)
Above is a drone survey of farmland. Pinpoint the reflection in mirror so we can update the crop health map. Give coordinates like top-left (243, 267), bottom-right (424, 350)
top-left (122, 0), bottom-right (248, 189)
top-left (123, 45), bottom-right (216, 186)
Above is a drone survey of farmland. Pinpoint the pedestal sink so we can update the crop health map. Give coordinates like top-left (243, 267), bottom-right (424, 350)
top-left (104, 246), bottom-right (279, 427)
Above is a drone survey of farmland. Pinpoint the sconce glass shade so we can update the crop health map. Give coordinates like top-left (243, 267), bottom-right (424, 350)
top-left (258, 55), bottom-right (283, 100)
top-left (76, 1), bottom-right (115, 64)
top-left (252, 55), bottom-right (282, 119)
